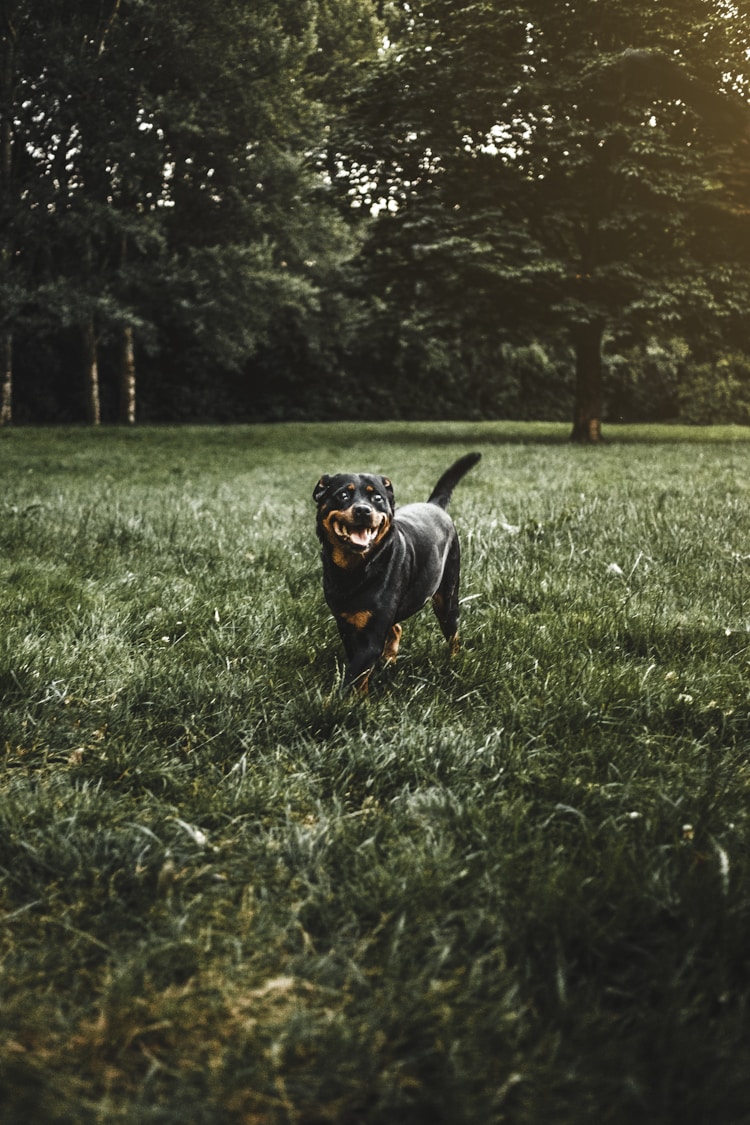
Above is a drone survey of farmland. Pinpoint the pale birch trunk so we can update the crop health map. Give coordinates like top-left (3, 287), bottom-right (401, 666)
top-left (82, 319), bottom-right (101, 426)
top-left (119, 324), bottom-right (136, 424)
top-left (0, 331), bottom-right (11, 425)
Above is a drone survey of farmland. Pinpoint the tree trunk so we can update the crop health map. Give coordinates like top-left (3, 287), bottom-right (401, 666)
top-left (1, 18), bottom-right (15, 426)
top-left (82, 318), bottom-right (101, 425)
top-left (570, 321), bottom-right (605, 443)
top-left (1, 16), bottom-right (14, 207)
top-left (119, 324), bottom-right (136, 424)
top-left (0, 330), bottom-right (11, 425)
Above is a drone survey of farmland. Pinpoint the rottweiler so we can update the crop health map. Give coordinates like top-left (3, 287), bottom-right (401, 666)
top-left (313, 452), bottom-right (481, 691)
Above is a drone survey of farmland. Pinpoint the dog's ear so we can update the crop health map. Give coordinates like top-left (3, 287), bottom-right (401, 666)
top-left (380, 477), bottom-right (395, 508)
top-left (313, 475), bottom-right (332, 504)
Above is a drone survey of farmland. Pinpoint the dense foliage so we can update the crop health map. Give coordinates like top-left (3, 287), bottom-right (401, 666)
top-left (2, 1), bottom-right (750, 431)
top-left (1, 0), bottom-right (380, 421)
top-left (339, 0), bottom-right (750, 438)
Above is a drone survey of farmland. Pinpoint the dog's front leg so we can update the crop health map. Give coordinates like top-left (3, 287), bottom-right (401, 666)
top-left (338, 618), bottom-right (392, 694)
top-left (342, 639), bottom-right (385, 694)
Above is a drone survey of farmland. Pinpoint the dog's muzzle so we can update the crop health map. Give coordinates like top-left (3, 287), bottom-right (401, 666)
top-left (330, 516), bottom-right (384, 551)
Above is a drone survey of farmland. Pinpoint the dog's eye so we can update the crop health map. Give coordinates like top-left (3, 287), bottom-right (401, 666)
top-left (336, 490), bottom-right (351, 504)
top-left (371, 494), bottom-right (383, 504)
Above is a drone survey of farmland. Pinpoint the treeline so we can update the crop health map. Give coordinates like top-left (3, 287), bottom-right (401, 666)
top-left (3, 1), bottom-right (750, 438)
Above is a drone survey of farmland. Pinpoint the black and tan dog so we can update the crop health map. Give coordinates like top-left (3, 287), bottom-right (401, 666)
top-left (313, 452), bottom-right (481, 691)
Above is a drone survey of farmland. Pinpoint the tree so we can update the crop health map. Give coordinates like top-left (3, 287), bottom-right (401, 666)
top-left (3, 0), bottom-right (383, 423)
top-left (0, 5), bottom-right (12, 423)
top-left (340, 0), bottom-right (750, 439)
top-left (0, 0), bottom-right (42, 425)
top-left (0, 0), bottom-right (168, 424)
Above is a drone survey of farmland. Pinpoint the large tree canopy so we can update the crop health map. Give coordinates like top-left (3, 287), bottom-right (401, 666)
top-left (2, 0), bottom-right (750, 427)
top-left (0, 0), bottom-right (382, 422)
top-left (339, 0), bottom-right (750, 439)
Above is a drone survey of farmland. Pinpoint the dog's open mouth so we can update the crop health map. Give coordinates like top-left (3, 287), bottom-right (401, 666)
top-left (331, 518), bottom-right (382, 551)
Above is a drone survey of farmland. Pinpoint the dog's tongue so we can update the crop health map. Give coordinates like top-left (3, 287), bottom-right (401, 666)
top-left (349, 528), bottom-right (372, 548)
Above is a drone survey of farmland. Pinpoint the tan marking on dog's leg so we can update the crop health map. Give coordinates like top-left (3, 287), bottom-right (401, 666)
top-left (449, 632), bottom-right (460, 657)
top-left (382, 623), bottom-right (402, 664)
top-left (353, 668), bottom-right (372, 695)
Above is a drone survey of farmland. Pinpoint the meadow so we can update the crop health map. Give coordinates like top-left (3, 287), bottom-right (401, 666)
top-left (1, 421), bottom-right (749, 1124)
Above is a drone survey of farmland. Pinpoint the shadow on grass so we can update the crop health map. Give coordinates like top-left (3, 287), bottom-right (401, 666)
top-left (4, 421), bottom-right (750, 453)
top-left (261, 420), bottom-right (750, 448)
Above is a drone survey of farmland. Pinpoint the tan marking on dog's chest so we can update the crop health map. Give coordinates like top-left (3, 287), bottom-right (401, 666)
top-left (339, 609), bottom-right (373, 630)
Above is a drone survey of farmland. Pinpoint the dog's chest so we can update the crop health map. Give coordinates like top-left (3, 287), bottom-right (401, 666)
top-left (323, 507), bottom-right (456, 621)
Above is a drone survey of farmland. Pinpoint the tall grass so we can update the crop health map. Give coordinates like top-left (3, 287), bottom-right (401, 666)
top-left (1, 423), bottom-right (749, 1123)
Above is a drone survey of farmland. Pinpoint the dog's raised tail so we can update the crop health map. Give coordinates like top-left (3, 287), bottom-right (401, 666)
top-left (427, 452), bottom-right (481, 510)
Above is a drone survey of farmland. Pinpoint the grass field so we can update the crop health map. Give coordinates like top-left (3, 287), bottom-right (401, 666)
top-left (1, 422), bottom-right (749, 1124)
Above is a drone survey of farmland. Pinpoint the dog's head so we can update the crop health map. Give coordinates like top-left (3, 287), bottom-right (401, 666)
top-left (313, 472), bottom-right (394, 567)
